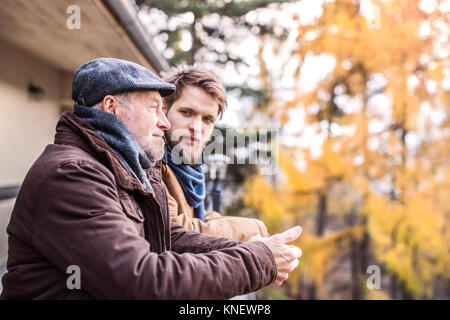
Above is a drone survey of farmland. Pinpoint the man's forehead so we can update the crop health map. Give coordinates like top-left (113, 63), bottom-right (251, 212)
top-left (176, 86), bottom-right (219, 117)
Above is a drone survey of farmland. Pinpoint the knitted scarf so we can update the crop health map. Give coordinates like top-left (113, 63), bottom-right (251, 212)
top-left (73, 104), bottom-right (154, 195)
top-left (165, 146), bottom-right (206, 221)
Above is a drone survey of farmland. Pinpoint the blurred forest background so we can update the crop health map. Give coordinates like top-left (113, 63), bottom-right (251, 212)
top-left (136, 0), bottom-right (450, 299)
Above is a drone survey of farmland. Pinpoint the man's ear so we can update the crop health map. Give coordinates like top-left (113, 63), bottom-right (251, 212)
top-left (101, 95), bottom-right (119, 116)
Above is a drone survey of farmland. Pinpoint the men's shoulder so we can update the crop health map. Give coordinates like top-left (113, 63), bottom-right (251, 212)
top-left (32, 143), bottom-right (107, 176)
top-left (9, 143), bottom-right (115, 242)
top-left (161, 162), bottom-right (178, 186)
top-left (21, 143), bottom-right (114, 197)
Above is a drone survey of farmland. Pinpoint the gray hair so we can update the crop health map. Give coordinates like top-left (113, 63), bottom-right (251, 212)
top-left (91, 91), bottom-right (137, 110)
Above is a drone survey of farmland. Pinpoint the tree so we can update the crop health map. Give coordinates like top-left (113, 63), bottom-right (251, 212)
top-left (137, 0), bottom-right (294, 64)
top-left (244, 0), bottom-right (449, 299)
top-left (137, 0), bottom-right (296, 105)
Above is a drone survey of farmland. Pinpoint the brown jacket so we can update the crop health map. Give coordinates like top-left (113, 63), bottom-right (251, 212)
top-left (0, 111), bottom-right (276, 300)
top-left (161, 162), bottom-right (269, 241)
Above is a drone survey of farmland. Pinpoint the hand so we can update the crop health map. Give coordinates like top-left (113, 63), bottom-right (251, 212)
top-left (250, 226), bottom-right (302, 286)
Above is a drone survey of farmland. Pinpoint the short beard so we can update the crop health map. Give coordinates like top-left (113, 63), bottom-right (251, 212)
top-left (144, 139), bottom-right (165, 162)
top-left (134, 130), bottom-right (165, 163)
top-left (165, 135), bottom-right (203, 165)
top-left (122, 110), bottom-right (164, 162)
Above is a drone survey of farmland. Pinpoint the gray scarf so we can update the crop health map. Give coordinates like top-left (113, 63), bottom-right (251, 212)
top-left (73, 103), bottom-right (154, 195)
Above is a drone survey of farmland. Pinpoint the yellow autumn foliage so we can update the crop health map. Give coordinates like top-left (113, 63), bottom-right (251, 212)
top-left (243, 0), bottom-right (449, 299)
top-left (289, 225), bottom-right (365, 292)
top-left (362, 191), bottom-right (448, 297)
top-left (243, 175), bottom-right (289, 231)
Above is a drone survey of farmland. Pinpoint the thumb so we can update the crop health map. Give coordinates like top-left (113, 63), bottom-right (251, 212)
top-left (271, 226), bottom-right (302, 243)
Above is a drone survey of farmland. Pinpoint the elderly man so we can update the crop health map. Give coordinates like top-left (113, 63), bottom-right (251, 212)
top-left (161, 66), bottom-right (270, 241)
top-left (1, 58), bottom-right (302, 299)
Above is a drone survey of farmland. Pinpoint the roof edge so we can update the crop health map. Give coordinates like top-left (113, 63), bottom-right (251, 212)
top-left (102, 0), bottom-right (171, 73)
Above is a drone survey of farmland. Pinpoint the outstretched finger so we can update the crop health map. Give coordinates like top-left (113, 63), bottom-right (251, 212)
top-left (271, 226), bottom-right (302, 243)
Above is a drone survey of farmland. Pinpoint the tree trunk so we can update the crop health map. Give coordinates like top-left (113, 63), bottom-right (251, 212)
top-left (316, 192), bottom-right (327, 236)
top-left (391, 275), bottom-right (398, 299)
top-left (309, 191), bottom-right (328, 300)
top-left (350, 239), bottom-right (361, 299)
top-left (360, 224), bottom-right (369, 274)
top-left (308, 284), bottom-right (317, 300)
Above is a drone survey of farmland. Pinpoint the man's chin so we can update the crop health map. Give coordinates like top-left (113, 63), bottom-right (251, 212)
top-left (175, 150), bottom-right (198, 165)
top-left (144, 144), bottom-right (165, 162)
top-left (168, 142), bottom-right (203, 165)
top-left (146, 150), bottom-right (164, 162)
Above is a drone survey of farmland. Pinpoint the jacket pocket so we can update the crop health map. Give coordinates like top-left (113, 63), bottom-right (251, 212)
top-left (119, 195), bottom-right (145, 223)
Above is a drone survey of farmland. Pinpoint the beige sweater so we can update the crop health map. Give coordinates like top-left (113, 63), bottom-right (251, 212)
top-left (161, 163), bottom-right (269, 241)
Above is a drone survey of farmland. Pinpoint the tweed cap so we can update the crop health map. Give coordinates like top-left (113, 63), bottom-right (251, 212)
top-left (72, 58), bottom-right (176, 107)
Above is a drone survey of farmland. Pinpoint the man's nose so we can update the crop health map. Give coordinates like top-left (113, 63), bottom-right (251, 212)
top-left (157, 109), bottom-right (171, 131)
top-left (188, 116), bottom-right (202, 133)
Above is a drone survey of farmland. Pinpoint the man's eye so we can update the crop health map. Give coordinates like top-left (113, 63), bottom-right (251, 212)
top-left (204, 118), bottom-right (213, 124)
top-left (180, 110), bottom-right (191, 116)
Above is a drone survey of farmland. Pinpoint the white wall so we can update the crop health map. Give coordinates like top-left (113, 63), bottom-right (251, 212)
top-left (0, 38), bottom-right (65, 281)
top-left (0, 38), bottom-right (64, 186)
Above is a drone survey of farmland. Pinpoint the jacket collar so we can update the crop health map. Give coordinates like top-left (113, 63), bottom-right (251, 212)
top-left (162, 150), bottom-right (169, 164)
top-left (54, 111), bottom-right (158, 195)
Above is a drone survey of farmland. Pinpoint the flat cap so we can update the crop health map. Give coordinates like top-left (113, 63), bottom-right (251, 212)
top-left (72, 58), bottom-right (176, 107)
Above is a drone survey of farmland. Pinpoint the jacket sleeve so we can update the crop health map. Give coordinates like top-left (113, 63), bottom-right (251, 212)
top-left (170, 222), bottom-right (242, 253)
top-left (167, 188), bottom-right (270, 241)
top-left (32, 160), bottom-right (277, 299)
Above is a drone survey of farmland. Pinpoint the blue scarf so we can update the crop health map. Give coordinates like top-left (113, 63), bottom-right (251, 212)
top-left (165, 147), bottom-right (206, 221)
top-left (73, 104), bottom-right (154, 194)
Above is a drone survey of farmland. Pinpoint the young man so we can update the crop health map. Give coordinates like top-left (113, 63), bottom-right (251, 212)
top-left (162, 67), bottom-right (269, 241)
top-left (1, 58), bottom-right (302, 299)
